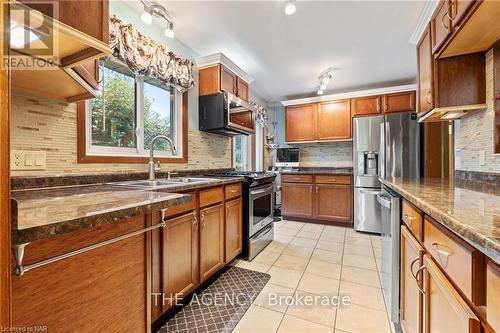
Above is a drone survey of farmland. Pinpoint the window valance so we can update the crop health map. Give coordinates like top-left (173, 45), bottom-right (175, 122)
top-left (109, 15), bottom-right (194, 92)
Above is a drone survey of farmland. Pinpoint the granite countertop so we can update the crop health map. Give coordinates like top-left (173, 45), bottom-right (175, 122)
top-left (381, 177), bottom-right (500, 264)
top-left (280, 167), bottom-right (353, 175)
top-left (11, 177), bottom-right (243, 245)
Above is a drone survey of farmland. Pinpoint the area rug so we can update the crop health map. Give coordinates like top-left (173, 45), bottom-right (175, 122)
top-left (159, 266), bottom-right (271, 333)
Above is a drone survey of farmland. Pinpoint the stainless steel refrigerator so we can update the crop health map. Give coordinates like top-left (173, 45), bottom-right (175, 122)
top-left (353, 112), bottom-right (420, 233)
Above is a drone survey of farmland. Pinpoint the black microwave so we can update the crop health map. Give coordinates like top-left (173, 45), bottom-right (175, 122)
top-left (275, 147), bottom-right (300, 167)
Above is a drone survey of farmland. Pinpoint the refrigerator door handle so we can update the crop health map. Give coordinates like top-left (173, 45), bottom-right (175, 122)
top-left (377, 192), bottom-right (392, 209)
top-left (379, 121), bottom-right (385, 179)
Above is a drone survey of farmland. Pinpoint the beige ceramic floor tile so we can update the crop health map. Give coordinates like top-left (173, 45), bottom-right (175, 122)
top-left (345, 229), bottom-right (372, 239)
top-left (297, 272), bottom-right (340, 296)
top-left (282, 221), bottom-right (305, 230)
top-left (305, 259), bottom-right (342, 279)
top-left (341, 266), bottom-right (381, 288)
top-left (276, 228), bottom-right (300, 237)
top-left (290, 236), bottom-right (317, 248)
top-left (274, 254), bottom-right (309, 272)
top-left (343, 253), bottom-right (377, 270)
top-left (344, 236), bottom-right (373, 247)
top-left (268, 266), bottom-right (304, 289)
top-left (373, 246), bottom-right (382, 259)
top-left (266, 241), bottom-right (288, 254)
top-left (237, 260), bottom-right (271, 273)
top-left (343, 243), bottom-right (375, 257)
top-left (253, 250), bottom-right (282, 265)
top-left (339, 281), bottom-right (386, 310)
top-left (277, 314), bottom-right (333, 333)
top-left (285, 291), bottom-right (336, 327)
top-left (311, 249), bottom-right (342, 264)
top-left (253, 283), bottom-right (295, 313)
top-left (319, 233), bottom-right (345, 243)
top-left (316, 240), bottom-right (344, 253)
top-left (275, 234), bottom-right (294, 244)
top-left (296, 230), bottom-right (322, 240)
top-left (233, 305), bottom-right (284, 333)
top-left (301, 223), bottom-right (325, 233)
top-left (282, 244), bottom-right (314, 259)
top-left (335, 304), bottom-right (391, 333)
top-left (372, 238), bottom-right (382, 249)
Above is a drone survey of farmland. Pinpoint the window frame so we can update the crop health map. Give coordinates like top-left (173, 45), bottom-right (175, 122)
top-left (77, 61), bottom-right (188, 164)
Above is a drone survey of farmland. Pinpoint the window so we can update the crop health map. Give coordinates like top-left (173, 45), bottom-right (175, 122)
top-left (233, 135), bottom-right (253, 171)
top-left (79, 58), bottom-right (187, 163)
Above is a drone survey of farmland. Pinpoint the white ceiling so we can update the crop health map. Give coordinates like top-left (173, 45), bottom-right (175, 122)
top-left (123, 0), bottom-right (425, 102)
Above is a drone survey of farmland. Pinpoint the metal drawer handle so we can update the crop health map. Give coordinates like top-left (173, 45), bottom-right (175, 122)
top-left (193, 212), bottom-right (199, 232)
top-left (414, 265), bottom-right (427, 294)
top-left (410, 257), bottom-right (420, 280)
top-left (441, 11), bottom-right (450, 29)
top-left (292, 177), bottom-right (301, 181)
top-left (231, 190), bottom-right (238, 193)
top-left (201, 213), bottom-right (206, 228)
top-left (403, 213), bottom-right (415, 227)
top-left (431, 242), bottom-right (452, 267)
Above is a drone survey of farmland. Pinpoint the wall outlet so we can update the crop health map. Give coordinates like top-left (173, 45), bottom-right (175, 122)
top-left (11, 150), bottom-right (46, 170)
top-left (479, 150), bottom-right (486, 166)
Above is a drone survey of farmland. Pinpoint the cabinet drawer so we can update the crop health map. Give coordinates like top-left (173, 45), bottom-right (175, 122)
top-left (402, 199), bottom-right (423, 241)
top-left (161, 193), bottom-right (195, 219)
top-left (315, 175), bottom-right (351, 185)
top-left (282, 174), bottom-right (313, 183)
top-left (199, 187), bottom-right (224, 208)
top-left (225, 183), bottom-right (242, 200)
top-left (486, 261), bottom-right (500, 333)
top-left (423, 216), bottom-right (484, 304)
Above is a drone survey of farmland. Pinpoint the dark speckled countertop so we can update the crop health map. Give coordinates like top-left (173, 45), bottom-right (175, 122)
top-left (11, 177), bottom-right (243, 245)
top-left (381, 177), bottom-right (500, 264)
top-left (280, 167), bottom-right (353, 175)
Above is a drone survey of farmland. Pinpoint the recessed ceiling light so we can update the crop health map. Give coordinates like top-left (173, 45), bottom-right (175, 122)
top-left (284, 0), bottom-right (296, 15)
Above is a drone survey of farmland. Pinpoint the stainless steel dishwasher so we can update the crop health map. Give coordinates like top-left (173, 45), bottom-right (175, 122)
top-left (377, 185), bottom-right (401, 325)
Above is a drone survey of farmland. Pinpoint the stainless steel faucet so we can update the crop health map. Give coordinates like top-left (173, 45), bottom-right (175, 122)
top-left (148, 135), bottom-right (177, 180)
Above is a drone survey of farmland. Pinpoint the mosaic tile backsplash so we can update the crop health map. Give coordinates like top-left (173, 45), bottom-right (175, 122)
top-left (10, 92), bottom-right (232, 176)
top-left (297, 141), bottom-right (353, 168)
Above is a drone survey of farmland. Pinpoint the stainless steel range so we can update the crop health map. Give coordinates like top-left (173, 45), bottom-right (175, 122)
top-left (206, 171), bottom-right (276, 260)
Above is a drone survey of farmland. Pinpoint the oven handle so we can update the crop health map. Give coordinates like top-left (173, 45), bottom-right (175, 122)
top-left (252, 224), bottom-right (273, 240)
top-left (250, 185), bottom-right (274, 197)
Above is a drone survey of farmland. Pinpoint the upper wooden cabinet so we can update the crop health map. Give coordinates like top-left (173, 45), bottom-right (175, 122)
top-left (417, 26), bottom-right (435, 116)
top-left (285, 103), bottom-right (318, 142)
top-left (199, 64), bottom-right (250, 102)
top-left (351, 95), bottom-right (382, 116)
top-left (317, 100), bottom-right (351, 140)
top-left (384, 91), bottom-right (416, 113)
top-left (431, 0), bottom-right (452, 53)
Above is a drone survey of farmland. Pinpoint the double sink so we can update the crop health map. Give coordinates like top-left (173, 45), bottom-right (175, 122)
top-left (108, 177), bottom-right (215, 189)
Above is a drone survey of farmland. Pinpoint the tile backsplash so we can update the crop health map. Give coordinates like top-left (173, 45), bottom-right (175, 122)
top-left (297, 141), bottom-right (353, 167)
top-left (10, 92), bottom-right (232, 176)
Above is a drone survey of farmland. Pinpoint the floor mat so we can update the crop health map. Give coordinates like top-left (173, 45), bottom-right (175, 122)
top-left (159, 266), bottom-right (271, 333)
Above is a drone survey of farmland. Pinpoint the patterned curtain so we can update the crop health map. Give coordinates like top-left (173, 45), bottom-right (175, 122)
top-left (109, 15), bottom-right (194, 92)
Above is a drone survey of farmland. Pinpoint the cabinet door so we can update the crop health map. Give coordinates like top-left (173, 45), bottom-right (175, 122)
top-left (451, 0), bottom-right (475, 28)
top-left (422, 255), bottom-right (480, 333)
top-left (199, 204), bottom-right (225, 282)
top-left (315, 184), bottom-right (352, 224)
top-left (236, 77), bottom-right (249, 102)
top-left (163, 212), bottom-right (199, 311)
top-left (225, 198), bottom-right (242, 263)
top-left (383, 91), bottom-right (416, 113)
top-left (401, 226), bottom-right (424, 333)
top-left (285, 103), bottom-right (317, 142)
top-left (417, 25), bottom-right (434, 116)
top-left (220, 66), bottom-right (237, 95)
top-left (486, 261), bottom-right (500, 333)
top-left (281, 183), bottom-right (314, 219)
top-left (431, 0), bottom-right (452, 53)
top-left (230, 111), bottom-right (254, 129)
top-left (317, 100), bottom-right (351, 140)
top-left (351, 95), bottom-right (382, 116)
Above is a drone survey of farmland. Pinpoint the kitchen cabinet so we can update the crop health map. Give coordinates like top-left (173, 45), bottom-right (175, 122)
top-left (450, 0), bottom-right (475, 27)
top-left (317, 100), bottom-right (351, 140)
top-left (486, 261), bottom-right (500, 333)
top-left (351, 95), bottom-right (382, 116)
top-left (402, 199), bottom-right (423, 242)
top-left (162, 212), bottom-right (199, 312)
top-left (400, 226), bottom-right (424, 333)
top-left (199, 64), bottom-right (250, 102)
top-left (431, 0), bottom-right (452, 53)
top-left (281, 174), bottom-right (353, 225)
top-left (199, 204), bottom-right (225, 282)
top-left (383, 91), bottom-right (416, 113)
top-left (281, 183), bottom-right (314, 219)
top-left (12, 215), bottom-right (150, 333)
top-left (225, 198), bottom-right (243, 263)
top-left (285, 103), bottom-right (318, 142)
top-left (422, 254), bottom-right (480, 333)
top-left (417, 25), bottom-right (434, 116)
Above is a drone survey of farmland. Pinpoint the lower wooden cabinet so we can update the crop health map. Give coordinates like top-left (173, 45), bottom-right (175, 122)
top-left (199, 203), bottom-right (225, 282)
top-left (422, 254), bottom-right (480, 333)
top-left (486, 261), bottom-right (500, 333)
top-left (315, 184), bottom-right (352, 224)
top-left (225, 198), bottom-right (243, 263)
top-left (162, 212), bottom-right (199, 311)
top-left (401, 226), bottom-right (424, 333)
top-left (281, 183), bottom-right (314, 219)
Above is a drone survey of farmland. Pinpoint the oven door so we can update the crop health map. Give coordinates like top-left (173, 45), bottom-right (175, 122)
top-left (249, 183), bottom-right (274, 237)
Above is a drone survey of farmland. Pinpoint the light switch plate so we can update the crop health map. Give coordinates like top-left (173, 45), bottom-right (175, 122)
top-left (479, 150), bottom-right (486, 166)
top-left (11, 150), bottom-right (46, 170)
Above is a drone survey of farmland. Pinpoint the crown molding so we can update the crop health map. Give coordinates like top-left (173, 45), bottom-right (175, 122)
top-left (409, 0), bottom-right (440, 45)
top-left (280, 84), bottom-right (417, 106)
top-left (195, 52), bottom-right (254, 83)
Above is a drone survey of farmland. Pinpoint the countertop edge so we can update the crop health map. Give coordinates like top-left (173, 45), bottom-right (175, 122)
top-left (381, 179), bottom-right (500, 265)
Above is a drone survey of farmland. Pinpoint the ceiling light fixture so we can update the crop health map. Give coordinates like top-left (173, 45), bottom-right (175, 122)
top-left (140, 0), bottom-right (175, 39)
top-left (284, 0), bottom-right (296, 15)
top-left (316, 67), bottom-right (335, 95)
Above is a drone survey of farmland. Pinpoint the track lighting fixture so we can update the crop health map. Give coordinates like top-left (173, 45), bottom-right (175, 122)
top-left (285, 0), bottom-right (296, 15)
top-left (316, 67), bottom-right (335, 95)
top-left (140, 0), bottom-right (175, 39)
